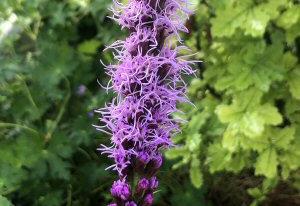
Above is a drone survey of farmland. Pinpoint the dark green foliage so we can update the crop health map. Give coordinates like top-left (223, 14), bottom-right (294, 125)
top-left (0, 0), bottom-right (118, 205)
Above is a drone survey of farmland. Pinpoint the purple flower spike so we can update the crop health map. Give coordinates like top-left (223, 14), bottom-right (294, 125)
top-left (96, 0), bottom-right (195, 204)
top-left (108, 203), bottom-right (117, 206)
top-left (111, 180), bottom-right (131, 201)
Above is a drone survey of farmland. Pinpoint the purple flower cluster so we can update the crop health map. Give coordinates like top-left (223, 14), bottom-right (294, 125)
top-left (95, 0), bottom-right (195, 205)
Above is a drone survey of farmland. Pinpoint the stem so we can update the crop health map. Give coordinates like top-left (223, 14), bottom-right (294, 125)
top-left (44, 77), bottom-right (71, 142)
top-left (0, 122), bottom-right (40, 137)
top-left (67, 184), bottom-right (72, 206)
top-left (17, 75), bottom-right (39, 111)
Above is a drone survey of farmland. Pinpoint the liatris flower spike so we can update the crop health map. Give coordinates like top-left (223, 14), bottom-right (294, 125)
top-left (95, 0), bottom-right (196, 205)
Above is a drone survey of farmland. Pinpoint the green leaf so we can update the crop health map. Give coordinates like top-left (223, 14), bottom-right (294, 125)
top-left (239, 134), bottom-right (268, 152)
top-left (288, 67), bottom-right (300, 99)
top-left (256, 104), bottom-right (282, 126)
top-left (227, 151), bottom-right (247, 172)
top-left (216, 89), bottom-right (281, 140)
top-left (240, 112), bottom-right (265, 137)
top-left (280, 135), bottom-right (300, 174)
top-left (211, 0), bottom-right (287, 37)
top-left (206, 143), bottom-right (231, 173)
top-left (165, 147), bottom-right (188, 159)
top-left (216, 43), bottom-right (284, 92)
top-left (286, 22), bottom-right (300, 43)
top-left (255, 148), bottom-right (278, 178)
top-left (189, 157), bottom-right (203, 188)
top-left (262, 178), bottom-right (278, 193)
top-left (283, 52), bottom-right (298, 71)
top-left (216, 104), bottom-right (242, 123)
top-left (187, 133), bottom-right (202, 152)
top-left (272, 127), bottom-right (295, 149)
top-left (0, 195), bottom-right (12, 206)
top-left (276, 5), bottom-right (300, 29)
top-left (187, 112), bottom-right (207, 132)
top-left (222, 129), bottom-right (239, 152)
top-left (247, 178), bottom-right (278, 205)
top-left (77, 39), bottom-right (101, 55)
top-left (247, 187), bottom-right (262, 199)
top-left (46, 153), bottom-right (71, 180)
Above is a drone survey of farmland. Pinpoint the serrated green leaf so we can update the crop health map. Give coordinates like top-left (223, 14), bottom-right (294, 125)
top-left (247, 188), bottom-right (262, 199)
top-left (262, 178), bottom-right (278, 193)
top-left (216, 43), bottom-right (284, 92)
top-left (272, 127), bottom-right (295, 149)
top-left (189, 157), bottom-right (203, 188)
top-left (283, 52), bottom-right (298, 71)
top-left (187, 113), bottom-right (207, 132)
top-left (187, 133), bottom-right (201, 152)
top-left (284, 19), bottom-right (300, 43)
top-left (46, 153), bottom-right (71, 180)
top-left (206, 143), bottom-right (231, 173)
top-left (165, 147), bottom-right (188, 159)
top-left (227, 151), bottom-right (248, 172)
top-left (240, 134), bottom-right (268, 152)
top-left (222, 128), bottom-right (239, 152)
top-left (211, 0), bottom-right (287, 37)
top-left (288, 67), bottom-right (300, 99)
top-left (256, 104), bottom-right (282, 126)
top-left (280, 136), bottom-right (300, 172)
top-left (276, 6), bottom-right (300, 29)
top-left (240, 112), bottom-right (265, 137)
top-left (255, 148), bottom-right (278, 178)
top-left (215, 104), bottom-right (242, 123)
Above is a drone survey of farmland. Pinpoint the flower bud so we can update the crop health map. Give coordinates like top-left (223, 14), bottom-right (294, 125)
top-left (76, 84), bottom-right (86, 96)
top-left (149, 176), bottom-right (158, 190)
top-left (111, 180), bottom-right (131, 201)
top-left (125, 201), bottom-right (137, 206)
top-left (152, 154), bottom-right (162, 169)
top-left (143, 193), bottom-right (154, 206)
top-left (145, 154), bottom-right (163, 175)
top-left (135, 151), bottom-right (151, 172)
top-left (137, 178), bottom-right (149, 193)
top-left (137, 151), bottom-right (150, 165)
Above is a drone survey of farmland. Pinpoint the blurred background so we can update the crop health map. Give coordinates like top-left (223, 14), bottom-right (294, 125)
top-left (0, 0), bottom-right (299, 206)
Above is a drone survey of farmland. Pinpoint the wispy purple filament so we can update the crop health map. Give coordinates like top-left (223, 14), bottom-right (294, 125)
top-left (96, 0), bottom-right (194, 205)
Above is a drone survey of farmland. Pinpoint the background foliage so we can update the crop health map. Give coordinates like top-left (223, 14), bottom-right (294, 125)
top-left (0, 0), bottom-right (299, 206)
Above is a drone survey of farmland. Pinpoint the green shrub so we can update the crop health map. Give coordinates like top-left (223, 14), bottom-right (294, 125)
top-left (166, 0), bottom-right (300, 205)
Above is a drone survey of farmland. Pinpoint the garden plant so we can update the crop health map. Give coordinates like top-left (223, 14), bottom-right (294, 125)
top-left (0, 0), bottom-right (299, 206)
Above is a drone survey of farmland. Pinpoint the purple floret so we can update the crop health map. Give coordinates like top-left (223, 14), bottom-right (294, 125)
top-left (143, 193), bottom-right (154, 206)
top-left (95, 0), bottom-right (195, 205)
top-left (125, 201), bottom-right (137, 206)
top-left (149, 176), bottom-right (159, 190)
top-left (111, 180), bottom-right (132, 201)
top-left (137, 178), bottom-right (149, 194)
top-left (76, 84), bottom-right (87, 96)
